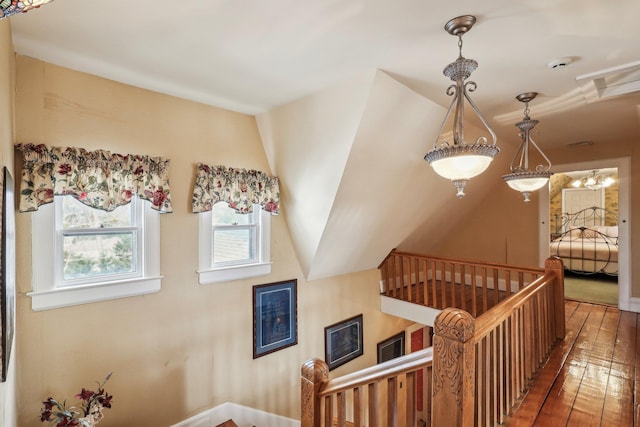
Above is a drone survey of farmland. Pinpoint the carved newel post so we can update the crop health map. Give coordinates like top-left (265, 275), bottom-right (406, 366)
top-left (301, 358), bottom-right (329, 427)
top-left (432, 308), bottom-right (475, 427)
top-left (546, 256), bottom-right (566, 339)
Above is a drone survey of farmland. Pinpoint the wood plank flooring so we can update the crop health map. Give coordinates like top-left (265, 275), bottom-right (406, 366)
top-left (505, 300), bottom-right (638, 427)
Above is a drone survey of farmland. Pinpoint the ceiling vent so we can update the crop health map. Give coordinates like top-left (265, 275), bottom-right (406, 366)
top-left (576, 61), bottom-right (640, 103)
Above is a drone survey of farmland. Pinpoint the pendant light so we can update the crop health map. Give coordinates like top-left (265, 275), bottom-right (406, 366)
top-left (502, 92), bottom-right (553, 202)
top-left (424, 15), bottom-right (499, 198)
top-left (1, 0), bottom-right (54, 19)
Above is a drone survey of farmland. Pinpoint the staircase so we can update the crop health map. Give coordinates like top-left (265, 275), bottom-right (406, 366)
top-left (301, 252), bottom-right (566, 427)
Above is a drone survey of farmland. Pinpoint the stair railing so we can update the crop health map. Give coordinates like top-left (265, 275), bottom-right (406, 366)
top-left (301, 256), bottom-right (565, 427)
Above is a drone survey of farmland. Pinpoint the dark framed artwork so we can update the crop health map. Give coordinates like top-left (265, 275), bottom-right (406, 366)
top-left (253, 279), bottom-right (297, 358)
top-left (377, 331), bottom-right (405, 364)
top-left (324, 314), bottom-right (363, 370)
top-left (1, 167), bottom-right (15, 382)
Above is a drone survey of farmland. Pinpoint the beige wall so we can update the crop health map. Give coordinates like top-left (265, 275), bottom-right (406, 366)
top-left (14, 57), bottom-right (411, 426)
top-left (0, 19), bottom-right (17, 427)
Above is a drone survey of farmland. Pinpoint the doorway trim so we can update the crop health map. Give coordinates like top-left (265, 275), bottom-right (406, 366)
top-left (538, 156), bottom-right (634, 311)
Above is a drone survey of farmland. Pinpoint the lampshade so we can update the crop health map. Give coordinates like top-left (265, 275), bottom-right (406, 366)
top-left (502, 92), bottom-right (552, 202)
top-left (424, 15), bottom-right (499, 198)
top-left (1, 0), bottom-right (53, 19)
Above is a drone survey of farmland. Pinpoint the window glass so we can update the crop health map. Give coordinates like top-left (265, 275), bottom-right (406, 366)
top-left (197, 202), bottom-right (271, 285)
top-left (62, 196), bottom-right (133, 228)
top-left (211, 202), bottom-right (257, 266)
top-left (58, 196), bottom-right (140, 286)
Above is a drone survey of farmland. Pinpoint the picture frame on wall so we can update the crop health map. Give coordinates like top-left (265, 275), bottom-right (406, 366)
top-left (253, 279), bottom-right (298, 358)
top-left (377, 331), bottom-right (405, 364)
top-left (1, 167), bottom-right (15, 382)
top-left (324, 314), bottom-right (363, 370)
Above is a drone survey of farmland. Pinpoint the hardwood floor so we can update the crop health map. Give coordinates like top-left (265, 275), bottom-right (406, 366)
top-left (505, 300), bottom-right (638, 427)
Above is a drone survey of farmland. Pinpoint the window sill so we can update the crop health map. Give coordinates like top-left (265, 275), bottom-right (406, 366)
top-left (198, 262), bottom-right (272, 285)
top-left (27, 276), bottom-right (162, 311)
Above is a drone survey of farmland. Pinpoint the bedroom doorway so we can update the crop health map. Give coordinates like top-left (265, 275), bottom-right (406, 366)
top-left (551, 171), bottom-right (618, 305)
top-left (538, 157), bottom-right (631, 311)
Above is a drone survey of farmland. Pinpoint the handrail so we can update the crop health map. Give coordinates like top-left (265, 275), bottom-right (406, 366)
top-left (378, 249), bottom-right (547, 317)
top-left (301, 255), bottom-right (566, 427)
top-left (474, 271), bottom-right (554, 339)
top-left (318, 347), bottom-right (433, 396)
top-left (379, 249), bottom-right (545, 275)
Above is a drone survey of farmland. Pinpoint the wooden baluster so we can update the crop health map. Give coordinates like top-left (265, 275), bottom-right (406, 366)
top-left (470, 266), bottom-right (477, 317)
top-left (460, 264), bottom-right (466, 312)
top-left (432, 308), bottom-right (475, 427)
top-left (421, 258), bottom-right (429, 306)
top-left (353, 386), bottom-right (361, 427)
top-left (406, 371), bottom-right (416, 427)
top-left (387, 376), bottom-right (398, 427)
top-left (324, 396), bottom-right (333, 427)
top-left (431, 260), bottom-right (438, 309)
top-left (381, 262), bottom-right (389, 296)
top-left (497, 321), bottom-right (505, 425)
top-left (449, 263), bottom-right (455, 308)
top-left (481, 267), bottom-right (488, 313)
top-left (368, 383), bottom-right (378, 427)
top-left (505, 271), bottom-right (512, 297)
top-left (337, 391), bottom-right (346, 427)
top-left (301, 358), bottom-right (329, 427)
top-left (493, 269), bottom-right (500, 307)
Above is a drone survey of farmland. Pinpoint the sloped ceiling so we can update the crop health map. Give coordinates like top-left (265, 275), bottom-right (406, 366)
top-left (258, 70), bottom-right (506, 280)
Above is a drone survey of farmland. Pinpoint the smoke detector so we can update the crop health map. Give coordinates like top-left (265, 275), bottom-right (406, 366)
top-left (547, 57), bottom-right (572, 69)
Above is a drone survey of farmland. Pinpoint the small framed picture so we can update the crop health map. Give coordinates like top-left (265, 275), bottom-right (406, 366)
top-left (253, 279), bottom-right (297, 358)
top-left (377, 331), bottom-right (405, 364)
top-left (324, 314), bottom-right (363, 370)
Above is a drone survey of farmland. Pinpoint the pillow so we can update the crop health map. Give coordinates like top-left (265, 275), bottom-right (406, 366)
top-left (568, 228), bottom-right (583, 239)
top-left (582, 228), bottom-right (598, 239)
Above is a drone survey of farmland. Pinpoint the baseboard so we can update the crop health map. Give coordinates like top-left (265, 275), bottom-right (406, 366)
top-left (170, 402), bottom-right (299, 427)
top-left (620, 296), bottom-right (640, 313)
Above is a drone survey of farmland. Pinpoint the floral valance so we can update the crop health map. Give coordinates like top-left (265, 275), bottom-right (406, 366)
top-left (15, 144), bottom-right (173, 213)
top-left (192, 163), bottom-right (280, 214)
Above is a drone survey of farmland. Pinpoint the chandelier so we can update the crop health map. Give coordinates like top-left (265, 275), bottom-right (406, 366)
top-left (424, 15), bottom-right (499, 198)
top-left (0, 0), bottom-right (53, 19)
top-left (572, 170), bottom-right (615, 190)
top-left (502, 92), bottom-right (553, 202)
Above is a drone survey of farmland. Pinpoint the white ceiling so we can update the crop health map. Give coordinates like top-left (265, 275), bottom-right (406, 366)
top-left (7, 0), bottom-right (640, 279)
top-left (9, 0), bottom-right (640, 151)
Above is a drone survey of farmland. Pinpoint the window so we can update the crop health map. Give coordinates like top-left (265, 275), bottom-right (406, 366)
top-left (28, 196), bottom-right (161, 311)
top-left (198, 202), bottom-right (271, 284)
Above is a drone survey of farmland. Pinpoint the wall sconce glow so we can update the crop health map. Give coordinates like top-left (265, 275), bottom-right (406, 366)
top-left (502, 92), bottom-right (553, 202)
top-left (1, 0), bottom-right (54, 19)
top-left (425, 15), bottom-right (499, 198)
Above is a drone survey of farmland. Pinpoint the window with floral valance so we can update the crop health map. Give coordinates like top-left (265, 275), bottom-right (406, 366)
top-left (15, 144), bottom-right (173, 213)
top-left (191, 163), bottom-right (280, 214)
top-left (192, 163), bottom-right (280, 285)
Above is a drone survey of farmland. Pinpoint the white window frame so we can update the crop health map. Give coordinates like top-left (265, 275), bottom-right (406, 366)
top-left (197, 203), bottom-right (271, 285)
top-left (27, 197), bottom-right (162, 311)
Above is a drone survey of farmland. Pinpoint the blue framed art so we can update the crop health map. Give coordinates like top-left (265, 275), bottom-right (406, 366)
top-left (325, 314), bottom-right (363, 370)
top-left (253, 279), bottom-right (297, 358)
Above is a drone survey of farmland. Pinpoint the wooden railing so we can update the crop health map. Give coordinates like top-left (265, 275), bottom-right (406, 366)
top-left (378, 250), bottom-right (546, 316)
top-left (301, 256), bottom-right (565, 427)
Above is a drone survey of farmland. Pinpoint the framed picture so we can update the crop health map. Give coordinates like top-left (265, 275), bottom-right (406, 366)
top-left (324, 314), bottom-right (363, 370)
top-left (0, 167), bottom-right (15, 382)
top-left (253, 279), bottom-right (297, 358)
top-left (377, 331), bottom-right (405, 364)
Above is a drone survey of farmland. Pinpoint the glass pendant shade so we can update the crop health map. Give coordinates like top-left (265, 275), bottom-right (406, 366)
top-left (502, 92), bottom-right (552, 202)
top-left (425, 15), bottom-right (499, 198)
top-left (1, 0), bottom-right (54, 19)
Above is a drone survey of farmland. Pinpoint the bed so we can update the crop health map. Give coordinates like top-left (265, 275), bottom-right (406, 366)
top-left (549, 206), bottom-right (618, 276)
